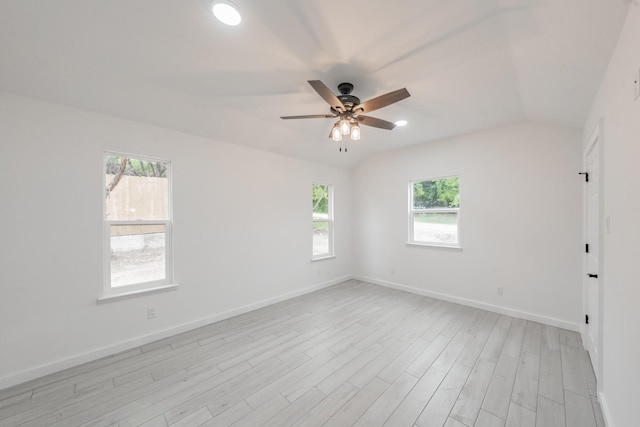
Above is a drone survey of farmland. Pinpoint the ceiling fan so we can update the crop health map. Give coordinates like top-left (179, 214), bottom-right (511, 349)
top-left (281, 80), bottom-right (410, 151)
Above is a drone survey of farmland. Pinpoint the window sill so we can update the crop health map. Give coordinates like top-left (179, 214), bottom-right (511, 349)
top-left (406, 242), bottom-right (462, 250)
top-left (97, 283), bottom-right (178, 303)
top-left (311, 255), bottom-right (336, 262)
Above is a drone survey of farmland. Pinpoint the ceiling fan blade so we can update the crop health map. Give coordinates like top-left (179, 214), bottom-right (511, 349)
top-left (354, 88), bottom-right (410, 114)
top-left (356, 115), bottom-right (396, 130)
top-left (308, 80), bottom-right (346, 112)
top-left (280, 114), bottom-right (337, 120)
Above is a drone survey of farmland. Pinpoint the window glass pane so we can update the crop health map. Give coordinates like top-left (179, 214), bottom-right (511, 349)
top-left (105, 155), bottom-right (169, 221)
top-left (312, 184), bottom-right (329, 218)
top-left (313, 221), bottom-right (329, 256)
top-left (413, 177), bottom-right (460, 209)
top-left (413, 212), bottom-right (459, 245)
top-left (110, 224), bottom-right (166, 287)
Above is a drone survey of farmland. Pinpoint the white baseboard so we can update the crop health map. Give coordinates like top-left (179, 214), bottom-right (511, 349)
top-left (599, 393), bottom-right (614, 427)
top-left (0, 275), bottom-right (351, 391)
top-left (355, 276), bottom-right (582, 332)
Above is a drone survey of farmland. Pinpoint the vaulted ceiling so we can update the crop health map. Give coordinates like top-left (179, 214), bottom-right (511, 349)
top-left (0, 0), bottom-right (630, 168)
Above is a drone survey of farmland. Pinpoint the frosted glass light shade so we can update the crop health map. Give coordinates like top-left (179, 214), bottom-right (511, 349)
top-left (350, 124), bottom-right (361, 140)
top-left (331, 125), bottom-right (342, 141)
top-left (340, 119), bottom-right (351, 135)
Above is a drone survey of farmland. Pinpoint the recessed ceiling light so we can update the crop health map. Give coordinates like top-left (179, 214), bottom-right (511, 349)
top-left (212, 2), bottom-right (241, 26)
top-left (395, 120), bottom-right (408, 127)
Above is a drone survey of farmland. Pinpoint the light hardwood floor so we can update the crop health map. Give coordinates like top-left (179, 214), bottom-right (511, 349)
top-left (0, 281), bottom-right (604, 427)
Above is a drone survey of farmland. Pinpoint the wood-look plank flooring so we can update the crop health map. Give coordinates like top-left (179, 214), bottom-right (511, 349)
top-left (0, 281), bottom-right (603, 426)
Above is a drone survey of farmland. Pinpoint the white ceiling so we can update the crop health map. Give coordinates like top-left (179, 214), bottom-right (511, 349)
top-left (0, 0), bottom-right (630, 168)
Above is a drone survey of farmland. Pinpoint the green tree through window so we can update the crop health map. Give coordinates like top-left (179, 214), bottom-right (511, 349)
top-left (312, 183), bottom-right (333, 258)
top-left (413, 177), bottom-right (460, 209)
top-left (312, 183), bottom-right (329, 215)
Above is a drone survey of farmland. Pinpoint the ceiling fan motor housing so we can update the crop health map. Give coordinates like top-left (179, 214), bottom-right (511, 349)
top-left (332, 83), bottom-right (360, 114)
top-left (332, 95), bottom-right (360, 115)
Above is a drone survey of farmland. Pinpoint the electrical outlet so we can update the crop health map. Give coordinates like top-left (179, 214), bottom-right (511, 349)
top-left (634, 68), bottom-right (640, 100)
top-left (496, 287), bottom-right (504, 296)
top-left (390, 268), bottom-right (395, 276)
top-left (147, 307), bottom-right (157, 319)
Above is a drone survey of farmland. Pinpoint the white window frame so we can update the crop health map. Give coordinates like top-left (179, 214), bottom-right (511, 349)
top-left (100, 152), bottom-right (176, 301)
top-left (312, 183), bottom-right (335, 260)
top-left (408, 176), bottom-right (461, 248)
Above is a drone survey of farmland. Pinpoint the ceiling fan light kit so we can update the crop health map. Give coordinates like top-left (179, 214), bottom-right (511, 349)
top-left (331, 120), bottom-right (361, 142)
top-left (281, 80), bottom-right (410, 152)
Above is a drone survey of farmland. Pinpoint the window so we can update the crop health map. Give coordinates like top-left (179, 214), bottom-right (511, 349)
top-left (102, 153), bottom-right (174, 298)
top-left (409, 176), bottom-right (460, 247)
top-left (312, 183), bottom-right (334, 259)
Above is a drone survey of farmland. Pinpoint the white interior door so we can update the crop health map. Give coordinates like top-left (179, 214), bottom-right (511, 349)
top-left (584, 131), bottom-right (600, 376)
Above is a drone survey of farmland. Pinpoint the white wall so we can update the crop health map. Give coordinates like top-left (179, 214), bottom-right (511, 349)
top-left (353, 122), bottom-right (583, 328)
top-left (583, 5), bottom-right (640, 427)
top-left (0, 90), bottom-right (608, 399)
top-left (0, 92), bottom-right (352, 388)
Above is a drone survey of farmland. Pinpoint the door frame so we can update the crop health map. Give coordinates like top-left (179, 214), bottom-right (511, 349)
top-left (582, 119), bottom-right (603, 386)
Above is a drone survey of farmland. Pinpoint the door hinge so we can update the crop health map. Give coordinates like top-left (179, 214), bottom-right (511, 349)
top-left (585, 314), bottom-right (589, 324)
top-left (585, 243), bottom-right (589, 253)
top-left (579, 172), bottom-right (589, 182)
